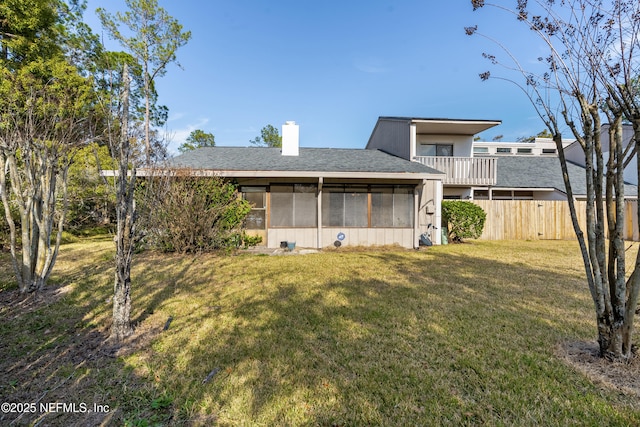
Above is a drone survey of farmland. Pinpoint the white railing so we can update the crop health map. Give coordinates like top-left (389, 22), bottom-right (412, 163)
top-left (413, 156), bottom-right (497, 186)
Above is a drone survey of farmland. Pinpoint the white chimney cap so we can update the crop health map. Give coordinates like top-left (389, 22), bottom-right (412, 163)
top-left (282, 121), bottom-right (299, 156)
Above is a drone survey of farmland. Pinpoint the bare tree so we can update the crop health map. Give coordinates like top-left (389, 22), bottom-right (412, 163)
top-left (0, 59), bottom-right (93, 294)
top-left (469, 0), bottom-right (640, 359)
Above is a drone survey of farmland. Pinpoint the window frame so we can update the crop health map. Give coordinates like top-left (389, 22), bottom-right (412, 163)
top-left (418, 143), bottom-right (454, 157)
top-left (241, 186), bottom-right (267, 230)
top-left (322, 184), bottom-right (415, 228)
top-left (269, 183), bottom-right (318, 228)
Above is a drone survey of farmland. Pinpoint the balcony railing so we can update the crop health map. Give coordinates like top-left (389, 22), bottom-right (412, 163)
top-left (413, 156), bottom-right (497, 186)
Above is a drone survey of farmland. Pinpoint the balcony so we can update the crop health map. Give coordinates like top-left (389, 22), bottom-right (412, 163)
top-left (413, 156), bottom-right (497, 186)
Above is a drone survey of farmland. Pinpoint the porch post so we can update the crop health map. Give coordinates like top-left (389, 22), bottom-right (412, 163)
top-left (410, 123), bottom-right (417, 159)
top-left (414, 184), bottom-right (420, 248)
top-left (434, 179), bottom-right (443, 245)
top-left (317, 176), bottom-right (323, 249)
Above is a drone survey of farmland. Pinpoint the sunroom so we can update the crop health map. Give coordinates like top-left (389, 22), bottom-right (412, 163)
top-left (167, 143), bottom-right (444, 249)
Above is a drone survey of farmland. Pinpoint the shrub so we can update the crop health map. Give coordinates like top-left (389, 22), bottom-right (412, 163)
top-left (66, 143), bottom-right (116, 231)
top-left (441, 201), bottom-right (486, 242)
top-left (140, 172), bottom-right (256, 253)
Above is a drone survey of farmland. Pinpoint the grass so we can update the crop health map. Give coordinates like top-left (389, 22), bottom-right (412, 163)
top-left (1, 238), bottom-right (640, 425)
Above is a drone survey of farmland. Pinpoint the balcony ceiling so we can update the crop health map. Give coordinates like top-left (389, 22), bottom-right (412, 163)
top-left (412, 118), bottom-right (501, 135)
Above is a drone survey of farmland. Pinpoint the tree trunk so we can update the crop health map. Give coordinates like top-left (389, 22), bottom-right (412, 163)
top-left (112, 248), bottom-right (132, 341)
top-left (110, 63), bottom-right (135, 342)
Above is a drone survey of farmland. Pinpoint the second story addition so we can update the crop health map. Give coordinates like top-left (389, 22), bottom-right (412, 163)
top-left (365, 117), bottom-right (501, 194)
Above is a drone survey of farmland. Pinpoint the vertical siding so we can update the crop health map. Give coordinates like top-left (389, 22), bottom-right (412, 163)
top-left (322, 228), bottom-right (414, 248)
top-left (472, 200), bottom-right (638, 241)
top-left (365, 118), bottom-right (411, 160)
top-left (268, 229), bottom-right (317, 248)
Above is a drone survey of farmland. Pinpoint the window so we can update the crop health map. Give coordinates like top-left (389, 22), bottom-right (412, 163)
top-left (418, 144), bottom-right (453, 157)
top-left (513, 191), bottom-right (533, 200)
top-left (322, 185), bottom-right (414, 228)
top-left (473, 146), bottom-right (489, 154)
top-left (371, 186), bottom-right (414, 227)
top-left (496, 147), bottom-right (512, 154)
top-left (473, 189), bottom-right (489, 200)
top-left (270, 184), bottom-right (317, 227)
top-left (242, 186), bottom-right (266, 230)
top-left (322, 185), bottom-right (367, 227)
top-left (542, 148), bottom-right (556, 155)
top-left (517, 147), bottom-right (533, 154)
top-left (492, 190), bottom-right (513, 200)
top-left (491, 190), bottom-right (534, 200)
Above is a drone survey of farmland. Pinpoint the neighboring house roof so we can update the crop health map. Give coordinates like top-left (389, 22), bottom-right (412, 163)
top-left (494, 156), bottom-right (638, 196)
top-left (375, 116), bottom-right (502, 136)
top-left (167, 147), bottom-right (444, 179)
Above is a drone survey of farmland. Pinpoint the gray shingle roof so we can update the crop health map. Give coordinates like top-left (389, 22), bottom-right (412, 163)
top-left (170, 147), bottom-right (443, 175)
top-left (494, 156), bottom-right (638, 196)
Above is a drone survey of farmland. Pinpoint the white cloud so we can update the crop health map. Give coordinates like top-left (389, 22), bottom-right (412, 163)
top-left (353, 56), bottom-right (390, 74)
top-left (165, 118), bottom-right (211, 154)
top-left (167, 111), bottom-right (187, 122)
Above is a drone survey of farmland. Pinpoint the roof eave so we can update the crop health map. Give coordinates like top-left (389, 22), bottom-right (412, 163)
top-left (136, 169), bottom-right (443, 180)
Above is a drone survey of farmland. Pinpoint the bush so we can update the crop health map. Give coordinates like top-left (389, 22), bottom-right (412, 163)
top-left (441, 201), bottom-right (486, 242)
top-left (140, 172), bottom-right (256, 253)
top-left (66, 143), bottom-right (116, 231)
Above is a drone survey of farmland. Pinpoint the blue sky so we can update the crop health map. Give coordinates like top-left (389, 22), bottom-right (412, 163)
top-left (84, 1), bottom-right (548, 154)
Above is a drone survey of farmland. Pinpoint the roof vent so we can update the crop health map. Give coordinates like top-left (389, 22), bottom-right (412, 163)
top-left (282, 121), bottom-right (299, 156)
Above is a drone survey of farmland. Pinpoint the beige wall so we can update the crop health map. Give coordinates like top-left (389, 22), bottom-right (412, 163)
top-left (245, 177), bottom-right (443, 249)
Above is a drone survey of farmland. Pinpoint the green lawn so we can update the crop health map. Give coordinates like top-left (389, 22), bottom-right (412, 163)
top-left (1, 238), bottom-right (640, 426)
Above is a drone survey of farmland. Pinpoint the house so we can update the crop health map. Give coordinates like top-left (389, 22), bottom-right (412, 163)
top-left (367, 116), bottom-right (637, 201)
top-left (564, 123), bottom-right (637, 186)
top-left (165, 117), bottom-right (637, 248)
top-left (366, 116), bottom-right (502, 199)
top-left (169, 122), bottom-right (445, 249)
top-left (472, 134), bottom-right (638, 200)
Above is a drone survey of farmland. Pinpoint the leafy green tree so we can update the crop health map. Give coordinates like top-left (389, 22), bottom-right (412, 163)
top-left (0, 0), bottom-right (58, 64)
top-left (97, 0), bottom-right (191, 165)
top-left (178, 129), bottom-right (215, 153)
top-left (250, 124), bottom-right (282, 148)
top-left (97, 0), bottom-right (191, 341)
top-left (0, 0), bottom-right (96, 293)
top-left (0, 59), bottom-right (95, 294)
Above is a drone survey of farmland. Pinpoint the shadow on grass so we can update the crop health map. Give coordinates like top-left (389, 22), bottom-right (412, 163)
top-left (137, 242), bottom-right (640, 425)
top-left (2, 240), bottom-right (639, 425)
top-left (0, 241), bottom-right (193, 426)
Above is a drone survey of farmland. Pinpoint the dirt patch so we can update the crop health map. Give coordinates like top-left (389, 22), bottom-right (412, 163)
top-left (557, 340), bottom-right (640, 398)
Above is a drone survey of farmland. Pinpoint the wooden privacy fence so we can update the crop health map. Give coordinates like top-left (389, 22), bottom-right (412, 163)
top-left (472, 200), bottom-right (639, 241)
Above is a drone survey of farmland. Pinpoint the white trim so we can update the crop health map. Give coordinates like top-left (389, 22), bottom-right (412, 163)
top-left (105, 169), bottom-right (444, 181)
